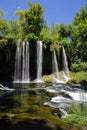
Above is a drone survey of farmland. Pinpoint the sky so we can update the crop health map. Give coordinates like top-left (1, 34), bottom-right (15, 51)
top-left (0, 0), bottom-right (87, 26)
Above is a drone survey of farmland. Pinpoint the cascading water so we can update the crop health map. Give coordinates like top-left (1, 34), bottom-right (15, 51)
top-left (36, 41), bottom-right (43, 82)
top-left (62, 46), bottom-right (70, 80)
top-left (52, 50), bottom-right (60, 82)
top-left (22, 41), bottom-right (30, 82)
top-left (22, 41), bottom-right (25, 81)
top-left (14, 40), bottom-right (70, 83)
top-left (14, 40), bottom-right (22, 82)
top-left (25, 41), bottom-right (30, 81)
top-left (14, 41), bottom-right (30, 82)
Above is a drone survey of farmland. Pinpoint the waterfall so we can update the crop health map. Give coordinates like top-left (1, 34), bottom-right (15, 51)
top-left (14, 41), bottom-right (30, 82)
top-left (22, 41), bottom-right (25, 81)
top-left (14, 40), bottom-right (22, 82)
top-left (14, 40), bottom-right (70, 83)
top-left (52, 50), bottom-right (60, 82)
top-left (62, 46), bottom-right (70, 80)
top-left (22, 41), bottom-right (30, 82)
top-left (25, 41), bottom-right (30, 81)
top-left (36, 41), bottom-right (43, 82)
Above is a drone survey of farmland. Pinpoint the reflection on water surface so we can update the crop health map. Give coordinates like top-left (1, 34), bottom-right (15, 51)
top-left (0, 83), bottom-right (86, 130)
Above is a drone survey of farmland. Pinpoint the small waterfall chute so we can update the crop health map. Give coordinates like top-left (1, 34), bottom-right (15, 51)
top-left (14, 40), bottom-right (22, 82)
top-left (14, 40), bottom-right (30, 83)
top-left (22, 41), bottom-right (30, 82)
top-left (36, 41), bottom-right (43, 83)
top-left (62, 46), bottom-right (70, 81)
top-left (52, 50), bottom-right (64, 83)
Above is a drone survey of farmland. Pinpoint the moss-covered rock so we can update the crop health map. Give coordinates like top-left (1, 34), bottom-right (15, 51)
top-left (43, 74), bottom-right (52, 83)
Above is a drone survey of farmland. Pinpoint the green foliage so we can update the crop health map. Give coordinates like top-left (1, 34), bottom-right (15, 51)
top-left (40, 23), bottom-right (71, 52)
top-left (71, 60), bottom-right (87, 72)
top-left (69, 4), bottom-right (87, 65)
top-left (0, 9), bottom-right (8, 36)
top-left (0, 18), bottom-right (8, 35)
top-left (50, 24), bottom-right (60, 43)
top-left (59, 38), bottom-right (69, 45)
top-left (65, 114), bottom-right (87, 125)
top-left (25, 3), bottom-right (45, 37)
top-left (15, 10), bottom-right (26, 39)
top-left (0, 9), bottom-right (6, 18)
top-left (15, 10), bottom-right (25, 20)
top-left (68, 102), bottom-right (80, 113)
top-left (65, 102), bottom-right (87, 125)
top-left (73, 4), bottom-right (87, 25)
top-left (58, 24), bottom-right (70, 38)
top-left (40, 26), bottom-right (52, 43)
top-left (7, 20), bottom-right (20, 39)
top-left (68, 71), bottom-right (87, 84)
top-left (26, 33), bottom-right (38, 41)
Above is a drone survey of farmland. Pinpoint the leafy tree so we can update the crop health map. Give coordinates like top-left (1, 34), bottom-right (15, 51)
top-left (40, 26), bottom-right (52, 43)
top-left (50, 24), bottom-right (60, 43)
top-left (73, 5), bottom-right (87, 60)
top-left (58, 24), bottom-right (69, 38)
top-left (0, 9), bottom-right (8, 35)
top-left (0, 9), bottom-right (6, 18)
top-left (25, 2), bottom-right (45, 37)
top-left (68, 4), bottom-right (87, 71)
top-left (5, 20), bottom-right (20, 40)
top-left (73, 4), bottom-right (87, 25)
top-left (15, 10), bottom-right (26, 39)
top-left (0, 19), bottom-right (8, 35)
top-left (15, 10), bottom-right (25, 20)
